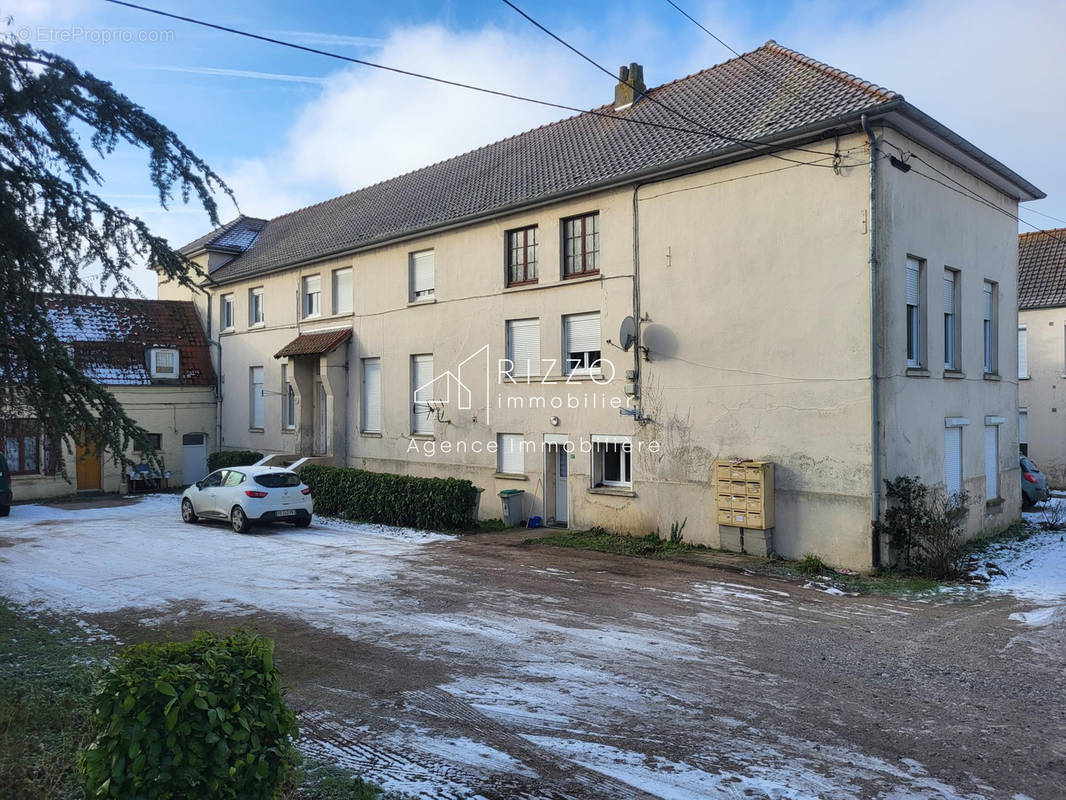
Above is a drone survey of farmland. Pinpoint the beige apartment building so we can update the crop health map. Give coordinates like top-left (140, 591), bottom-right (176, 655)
top-left (1018, 228), bottom-right (1066, 485)
top-left (162, 42), bottom-right (1041, 569)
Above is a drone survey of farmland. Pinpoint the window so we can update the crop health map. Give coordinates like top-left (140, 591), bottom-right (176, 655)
top-left (1019, 408), bottom-right (1028, 456)
top-left (223, 470), bottom-right (245, 487)
top-left (563, 312), bottom-right (601, 374)
top-left (943, 269), bottom-right (958, 370)
top-left (201, 470), bottom-right (223, 488)
top-left (136, 433), bottom-right (162, 452)
top-left (411, 354), bottom-right (434, 435)
top-left (332, 268), bottom-right (353, 314)
top-left (150, 348), bottom-right (179, 379)
top-left (361, 358), bottom-right (381, 433)
top-left (282, 363), bottom-right (295, 430)
top-left (592, 435), bottom-right (632, 488)
top-left (3, 419), bottom-right (40, 475)
top-left (506, 226), bottom-right (538, 286)
top-left (497, 433), bottom-right (525, 474)
top-left (303, 275), bottom-right (321, 318)
top-left (983, 280), bottom-right (997, 374)
top-left (254, 472), bottom-right (301, 488)
top-left (249, 287), bottom-right (264, 326)
top-left (410, 250), bottom-right (435, 301)
top-left (1018, 326), bottom-right (1029, 379)
top-left (250, 366), bottom-right (264, 429)
top-left (944, 423), bottom-right (963, 497)
top-left (563, 212), bottom-right (599, 277)
top-left (221, 294), bottom-right (234, 331)
top-left (984, 423), bottom-right (999, 501)
top-left (506, 318), bottom-right (541, 377)
top-left (905, 257), bottom-right (922, 367)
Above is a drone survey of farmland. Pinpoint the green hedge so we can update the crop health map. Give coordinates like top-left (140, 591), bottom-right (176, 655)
top-left (80, 631), bottom-right (298, 799)
top-left (208, 450), bottom-right (263, 472)
top-left (299, 464), bottom-right (480, 530)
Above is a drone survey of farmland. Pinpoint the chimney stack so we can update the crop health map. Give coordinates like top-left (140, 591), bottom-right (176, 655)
top-left (614, 62), bottom-right (646, 111)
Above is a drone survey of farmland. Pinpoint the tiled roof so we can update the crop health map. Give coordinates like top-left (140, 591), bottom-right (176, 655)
top-left (274, 328), bottom-right (353, 358)
top-left (45, 295), bottom-right (216, 387)
top-left (192, 41), bottom-right (906, 284)
top-left (1019, 228), bottom-right (1066, 310)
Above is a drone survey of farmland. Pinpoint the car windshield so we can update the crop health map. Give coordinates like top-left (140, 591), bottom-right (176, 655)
top-left (253, 472), bottom-right (301, 488)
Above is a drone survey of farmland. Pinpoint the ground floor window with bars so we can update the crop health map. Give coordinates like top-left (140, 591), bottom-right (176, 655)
top-left (592, 435), bottom-right (632, 488)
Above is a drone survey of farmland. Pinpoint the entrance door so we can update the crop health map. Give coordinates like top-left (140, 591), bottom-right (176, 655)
top-left (313, 381), bottom-right (327, 455)
top-left (75, 432), bottom-right (101, 491)
top-left (551, 445), bottom-right (568, 525)
top-left (182, 433), bottom-right (208, 485)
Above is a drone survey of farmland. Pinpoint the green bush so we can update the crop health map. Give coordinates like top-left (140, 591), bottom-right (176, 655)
top-left (872, 475), bottom-right (969, 579)
top-left (80, 631), bottom-right (298, 800)
top-left (208, 450), bottom-right (264, 472)
top-left (299, 464), bottom-right (480, 530)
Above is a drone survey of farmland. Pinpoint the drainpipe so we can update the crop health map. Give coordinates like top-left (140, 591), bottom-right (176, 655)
top-left (198, 281), bottom-right (223, 452)
top-left (862, 113), bottom-right (882, 568)
top-left (632, 182), bottom-right (644, 414)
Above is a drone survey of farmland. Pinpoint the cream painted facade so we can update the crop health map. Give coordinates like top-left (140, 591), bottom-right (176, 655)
top-left (161, 126), bottom-right (1027, 570)
top-left (1019, 307), bottom-right (1066, 486)
top-left (11, 385), bottom-right (217, 501)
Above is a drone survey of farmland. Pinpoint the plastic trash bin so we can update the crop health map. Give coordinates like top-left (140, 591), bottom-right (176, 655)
top-left (498, 489), bottom-right (525, 527)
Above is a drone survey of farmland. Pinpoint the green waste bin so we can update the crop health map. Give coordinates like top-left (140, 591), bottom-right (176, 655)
top-left (498, 489), bottom-right (525, 527)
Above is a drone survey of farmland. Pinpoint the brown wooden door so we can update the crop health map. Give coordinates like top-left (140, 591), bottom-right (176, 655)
top-left (75, 432), bottom-right (101, 490)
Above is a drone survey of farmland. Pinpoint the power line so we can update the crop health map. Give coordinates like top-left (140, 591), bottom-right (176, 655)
top-left (1020, 206), bottom-right (1066, 227)
top-left (497, 0), bottom-right (840, 167)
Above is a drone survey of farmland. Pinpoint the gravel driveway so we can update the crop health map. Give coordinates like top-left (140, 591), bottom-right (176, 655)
top-left (0, 495), bottom-right (1062, 799)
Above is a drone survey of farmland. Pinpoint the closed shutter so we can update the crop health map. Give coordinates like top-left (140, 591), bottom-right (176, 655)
top-left (362, 358), bottom-right (381, 432)
top-left (985, 425), bottom-right (999, 500)
top-left (943, 271), bottom-right (954, 314)
top-left (944, 426), bottom-right (962, 496)
top-left (333, 268), bottom-right (353, 314)
top-left (507, 319), bottom-right (540, 376)
top-left (498, 433), bottom-right (524, 474)
top-left (411, 354), bottom-right (433, 434)
top-left (1018, 327), bottom-right (1028, 378)
top-left (906, 259), bottom-right (920, 306)
top-left (411, 251), bottom-right (435, 298)
top-left (564, 312), bottom-right (601, 373)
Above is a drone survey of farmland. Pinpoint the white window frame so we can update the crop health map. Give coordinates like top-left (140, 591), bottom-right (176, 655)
top-left (149, 347), bottom-right (179, 379)
top-left (563, 312), bottom-right (602, 375)
top-left (984, 419), bottom-right (1001, 501)
top-left (303, 274), bottom-right (321, 319)
top-left (281, 363), bottom-right (295, 430)
top-left (906, 257), bottom-right (923, 368)
top-left (943, 269), bottom-right (958, 371)
top-left (250, 366), bottom-right (264, 429)
top-left (1018, 325), bottom-right (1029, 379)
top-left (410, 354), bottom-right (434, 435)
top-left (249, 287), bottom-right (264, 327)
top-left (506, 318), bottom-right (541, 377)
top-left (361, 357), bottom-right (381, 434)
top-left (221, 293), bottom-right (234, 332)
top-left (410, 250), bottom-right (435, 302)
top-left (332, 267), bottom-right (353, 315)
top-left (1019, 407), bottom-right (1028, 456)
top-left (591, 434), bottom-right (632, 488)
top-left (944, 417), bottom-right (967, 498)
top-left (497, 433), bottom-right (525, 475)
top-left (983, 280), bottom-right (997, 374)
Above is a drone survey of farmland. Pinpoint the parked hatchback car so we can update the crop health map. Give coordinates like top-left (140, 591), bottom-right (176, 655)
top-left (181, 459), bottom-right (313, 532)
top-left (1020, 454), bottom-right (1051, 508)
top-left (0, 452), bottom-right (11, 517)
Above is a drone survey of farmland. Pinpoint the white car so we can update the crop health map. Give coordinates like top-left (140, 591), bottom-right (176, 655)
top-left (181, 456), bottom-right (313, 533)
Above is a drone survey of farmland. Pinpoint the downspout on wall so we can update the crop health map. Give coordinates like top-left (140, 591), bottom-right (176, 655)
top-left (632, 182), bottom-right (644, 410)
top-left (862, 113), bottom-right (882, 568)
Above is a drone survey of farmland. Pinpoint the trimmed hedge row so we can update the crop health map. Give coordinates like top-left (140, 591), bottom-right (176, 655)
top-left (80, 631), bottom-right (298, 799)
top-left (299, 464), bottom-right (480, 530)
top-left (208, 450), bottom-right (263, 472)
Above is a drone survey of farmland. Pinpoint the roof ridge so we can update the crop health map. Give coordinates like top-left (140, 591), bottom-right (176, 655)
top-left (762, 40), bottom-right (899, 103)
top-left (1020, 227), bottom-right (1066, 238)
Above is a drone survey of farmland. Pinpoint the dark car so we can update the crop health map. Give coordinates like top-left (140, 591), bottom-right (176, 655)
top-left (1021, 454), bottom-right (1051, 508)
top-left (0, 452), bottom-right (10, 516)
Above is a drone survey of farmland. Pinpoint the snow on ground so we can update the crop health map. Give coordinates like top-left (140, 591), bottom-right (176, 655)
top-left (978, 496), bottom-right (1066, 604)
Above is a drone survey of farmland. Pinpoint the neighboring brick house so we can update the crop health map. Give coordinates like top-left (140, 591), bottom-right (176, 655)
top-left (1018, 228), bottom-right (1066, 485)
top-left (162, 41), bottom-right (1042, 569)
top-left (5, 295), bottom-right (217, 500)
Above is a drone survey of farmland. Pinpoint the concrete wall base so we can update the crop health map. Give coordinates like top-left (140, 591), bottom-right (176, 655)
top-left (743, 528), bottom-right (774, 557)
top-left (719, 525), bottom-right (743, 552)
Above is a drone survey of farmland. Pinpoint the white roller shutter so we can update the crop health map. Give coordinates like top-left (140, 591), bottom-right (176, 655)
top-left (1018, 327), bottom-right (1028, 378)
top-left (943, 271), bottom-right (954, 314)
top-left (411, 250), bottom-right (435, 299)
top-left (906, 258), bottom-right (920, 306)
top-left (498, 433), bottom-right (524, 474)
top-left (507, 319), bottom-right (540, 376)
top-left (362, 358), bottom-right (381, 433)
top-left (411, 354), bottom-right (434, 434)
top-left (985, 425), bottom-right (999, 500)
top-left (944, 425), bottom-right (962, 496)
top-left (564, 312), bottom-right (601, 373)
top-left (983, 282), bottom-right (993, 321)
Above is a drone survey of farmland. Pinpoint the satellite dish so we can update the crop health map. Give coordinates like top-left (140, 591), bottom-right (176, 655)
top-left (619, 316), bottom-right (637, 352)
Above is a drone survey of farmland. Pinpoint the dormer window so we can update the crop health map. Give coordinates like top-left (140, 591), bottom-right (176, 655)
top-left (150, 348), bottom-right (179, 379)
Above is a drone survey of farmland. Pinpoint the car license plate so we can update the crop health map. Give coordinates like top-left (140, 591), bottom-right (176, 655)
top-left (277, 509), bottom-right (296, 517)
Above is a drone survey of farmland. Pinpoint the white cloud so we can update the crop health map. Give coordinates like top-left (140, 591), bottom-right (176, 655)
top-left (267, 30), bottom-right (386, 49)
top-left (150, 65), bottom-right (328, 85)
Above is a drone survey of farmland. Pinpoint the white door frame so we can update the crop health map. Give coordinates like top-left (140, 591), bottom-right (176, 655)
top-left (543, 434), bottom-right (569, 527)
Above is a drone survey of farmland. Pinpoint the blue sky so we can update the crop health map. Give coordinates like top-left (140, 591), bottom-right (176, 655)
top-left (9, 0), bottom-right (1066, 295)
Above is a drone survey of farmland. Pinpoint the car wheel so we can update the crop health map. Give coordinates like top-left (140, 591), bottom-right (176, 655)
top-left (181, 498), bottom-right (198, 523)
top-left (1022, 495), bottom-right (1035, 510)
top-left (293, 516), bottom-right (312, 528)
top-left (0, 505), bottom-right (9, 517)
top-left (231, 505), bottom-right (252, 534)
